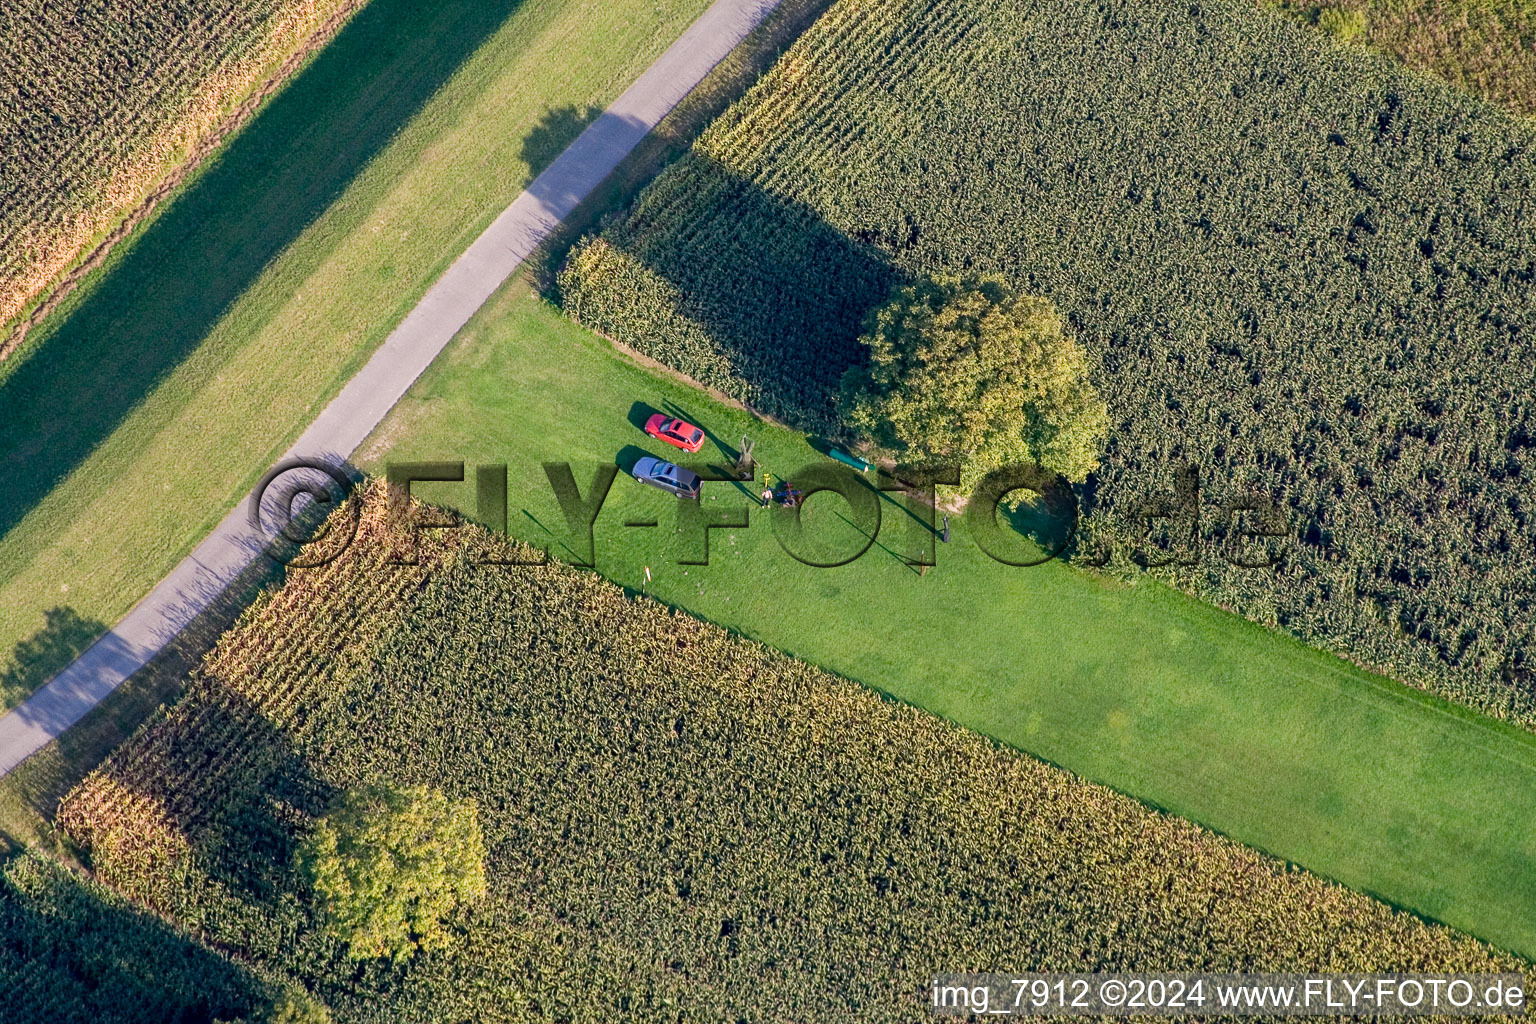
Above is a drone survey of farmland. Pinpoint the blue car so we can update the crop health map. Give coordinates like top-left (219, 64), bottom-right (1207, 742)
top-left (631, 456), bottom-right (702, 499)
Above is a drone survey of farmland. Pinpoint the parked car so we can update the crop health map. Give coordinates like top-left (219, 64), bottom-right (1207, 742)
top-left (632, 456), bottom-right (701, 499)
top-left (644, 413), bottom-right (705, 453)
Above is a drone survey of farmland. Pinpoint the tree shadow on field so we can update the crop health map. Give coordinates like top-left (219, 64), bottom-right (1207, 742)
top-left (73, 683), bottom-right (337, 907)
top-left (999, 485), bottom-right (1078, 560)
top-left (520, 104), bottom-right (603, 175)
top-left (577, 160), bottom-right (1084, 561)
top-left (192, 703), bottom-right (337, 906)
top-left (0, 0), bottom-right (527, 543)
top-left (2, 553), bottom-right (283, 857)
top-left (0, 606), bottom-right (110, 710)
top-left (580, 154), bottom-right (901, 430)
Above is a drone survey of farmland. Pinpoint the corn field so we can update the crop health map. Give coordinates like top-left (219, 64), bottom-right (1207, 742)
top-left (560, 0), bottom-right (1536, 731)
top-left (50, 485), bottom-right (1523, 1022)
top-left (0, 0), bottom-right (361, 355)
top-left (0, 850), bottom-right (274, 1022)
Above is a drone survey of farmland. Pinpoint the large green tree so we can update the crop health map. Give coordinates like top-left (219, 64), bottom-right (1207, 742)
top-left (840, 275), bottom-right (1108, 486)
top-left (297, 782), bottom-right (487, 962)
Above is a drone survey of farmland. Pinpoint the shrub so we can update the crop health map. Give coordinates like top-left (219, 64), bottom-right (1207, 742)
top-left (266, 986), bottom-right (332, 1024)
top-left (297, 781), bottom-right (486, 962)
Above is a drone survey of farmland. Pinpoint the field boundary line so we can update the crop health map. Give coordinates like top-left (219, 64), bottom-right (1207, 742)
top-left (0, 0), bottom-right (783, 778)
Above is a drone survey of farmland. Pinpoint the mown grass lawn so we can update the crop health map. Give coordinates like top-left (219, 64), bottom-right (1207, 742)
top-left (0, 0), bottom-right (713, 708)
top-left (360, 281), bottom-right (1536, 960)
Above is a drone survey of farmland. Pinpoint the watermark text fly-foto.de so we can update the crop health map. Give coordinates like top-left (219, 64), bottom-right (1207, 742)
top-left (250, 455), bottom-right (1292, 571)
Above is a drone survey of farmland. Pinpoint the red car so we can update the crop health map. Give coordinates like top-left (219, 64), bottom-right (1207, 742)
top-left (644, 414), bottom-right (705, 453)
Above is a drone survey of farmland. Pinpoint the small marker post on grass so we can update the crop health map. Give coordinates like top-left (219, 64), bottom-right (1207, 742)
top-left (643, 565), bottom-right (651, 597)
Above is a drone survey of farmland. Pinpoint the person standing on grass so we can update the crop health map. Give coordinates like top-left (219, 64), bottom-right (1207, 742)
top-left (761, 485), bottom-right (773, 508)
